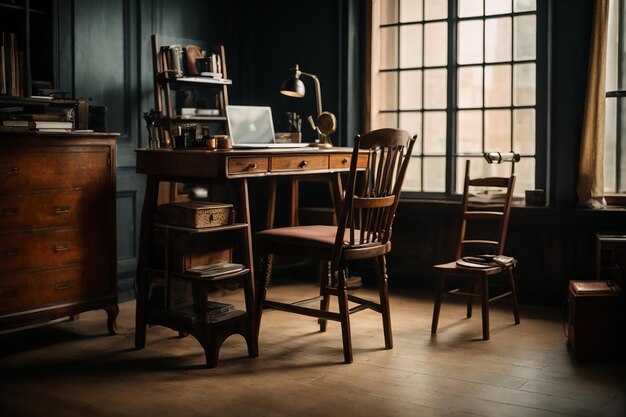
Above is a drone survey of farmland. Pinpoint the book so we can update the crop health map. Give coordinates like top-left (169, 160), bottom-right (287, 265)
top-left (185, 262), bottom-right (244, 278)
top-left (456, 254), bottom-right (517, 269)
top-left (2, 120), bottom-right (73, 129)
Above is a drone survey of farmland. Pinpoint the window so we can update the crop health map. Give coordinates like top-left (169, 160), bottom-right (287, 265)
top-left (605, 0), bottom-right (626, 194)
top-left (369, 0), bottom-right (539, 196)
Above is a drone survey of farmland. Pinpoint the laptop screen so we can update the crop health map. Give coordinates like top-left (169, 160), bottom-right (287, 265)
top-left (227, 105), bottom-right (276, 145)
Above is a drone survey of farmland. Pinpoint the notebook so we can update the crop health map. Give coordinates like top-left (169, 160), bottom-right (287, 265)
top-left (226, 105), bottom-right (309, 149)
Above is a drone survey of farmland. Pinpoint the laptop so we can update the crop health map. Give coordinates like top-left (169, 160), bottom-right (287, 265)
top-left (227, 105), bottom-right (309, 148)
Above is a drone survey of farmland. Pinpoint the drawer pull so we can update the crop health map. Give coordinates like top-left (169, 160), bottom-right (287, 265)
top-left (4, 248), bottom-right (20, 257)
top-left (2, 208), bottom-right (19, 217)
top-left (3, 289), bottom-right (18, 298)
top-left (247, 163), bottom-right (258, 170)
top-left (300, 160), bottom-right (309, 168)
top-left (54, 281), bottom-right (72, 290)
top-left (341, 158), bottom-right (349, 164)
top-left (54, 205), bottom-right (71, 215)
top-left (54, 243), bottom-right (71, 253)
top-left (5, 166), bottom-right (19, 176)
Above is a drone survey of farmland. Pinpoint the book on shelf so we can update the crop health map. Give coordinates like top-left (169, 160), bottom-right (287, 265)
top-left (2, 120), bottom-right (73, 129)
top-left (185, 262), bottom-right (245, 278)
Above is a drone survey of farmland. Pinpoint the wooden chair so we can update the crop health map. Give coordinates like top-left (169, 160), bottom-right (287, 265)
top-left (255, 128), bottom-right (416, 363)
top-left (431, 160), bottom-right (520, 340)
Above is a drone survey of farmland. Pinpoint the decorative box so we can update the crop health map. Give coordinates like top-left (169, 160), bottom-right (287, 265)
top-left (155, 201), bottom-right (234, 228)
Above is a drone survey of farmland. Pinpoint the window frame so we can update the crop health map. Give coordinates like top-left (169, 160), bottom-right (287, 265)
top-left (365, 0), bottom-right (549, 199)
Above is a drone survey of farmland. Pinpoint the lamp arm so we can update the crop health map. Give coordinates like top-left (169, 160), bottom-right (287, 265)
top-left (299, 71), bottom-right (323, 118)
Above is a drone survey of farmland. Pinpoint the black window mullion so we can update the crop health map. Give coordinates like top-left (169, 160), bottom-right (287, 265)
top-left (446, 0), bottom-right (458, 196)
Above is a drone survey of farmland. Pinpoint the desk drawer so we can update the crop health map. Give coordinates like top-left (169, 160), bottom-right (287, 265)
top-left (330, 154), bottom-right (352, 170)
top-left (271, 155), bottom-right (328, 172)
top-left (227, 157), bottom-right (269, 175)
top-left (0, 265), bottom-right (90, 314)
top-left (0, 228), bottom-right (84, 273)
top-left (0, 190), bottom-right (83, 230)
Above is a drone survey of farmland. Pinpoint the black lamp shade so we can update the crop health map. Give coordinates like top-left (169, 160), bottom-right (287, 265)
top-left (280, 77), bottom-right (305, 98)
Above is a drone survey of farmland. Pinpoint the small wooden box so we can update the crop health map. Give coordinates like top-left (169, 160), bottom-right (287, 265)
top-left (568, 280), bottom-right (624, 358)
top-left (155, 202), bottom-right (234, 229)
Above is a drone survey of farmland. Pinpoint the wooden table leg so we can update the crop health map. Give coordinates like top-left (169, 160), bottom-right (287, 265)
top-left (266, 178), bottom-right (277, 230)
top-left (290, 179), bottom-right (299, 226)
top-left (329, 172), bottom-right (344, 225)
top-left (135, 175), bottom-right (160, 349)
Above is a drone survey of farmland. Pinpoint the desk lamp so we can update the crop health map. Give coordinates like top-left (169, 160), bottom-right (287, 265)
top-left (280, 64), bottom-right (336, 147)
top-left (483, 151), bottom-right (521, 174)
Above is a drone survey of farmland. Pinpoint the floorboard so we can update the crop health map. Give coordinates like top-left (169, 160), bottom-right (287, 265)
top-left (0, 282), bottom-right (624, 417)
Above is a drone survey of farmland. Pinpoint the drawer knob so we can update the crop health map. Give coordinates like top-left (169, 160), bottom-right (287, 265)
top-left (54, 243), bottom-right (71, 253)
top-left (4, 248), bottom-right (20, 257)
top-left (54, 281), bottom-right (72, 290)
top-left (300, 160), bottom-right (308, 168)
top-left (3, 289), bottom-right (18, 298)
top-left (247, 163), bottom-right (258, 170)
top-left (54, 205), bottom-right (71, 215)
top-left (342, 158), bottom-right (348, 164)
top-left (2, 208), bottom-right (19, 217)
top-left (5, 166), bottom-right (19, 176)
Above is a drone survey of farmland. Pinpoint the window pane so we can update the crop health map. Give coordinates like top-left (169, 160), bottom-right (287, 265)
top-left (513, 109), bottom-right (535, 154)
top-left (400, 24), bottom-right (423, 68)
top-left (604, 97), bottom-right (617, 192)
top-left (514, 0), bottom-right (536, 12)
top-left (424, 157), bottom-right (446, 191)
top-left (424, 69), bottom-right (447, 109)
top-left (514, 15), bottom-right (536, 60)
top-left (403, 156), bottom-right (422, 191)
top-left (513, 63), bottom-right (535, 106)
top-left (457, 110), bottom-right (483, 153)
top-left (485, 65), bottom-right (511, 107)
top-left (458, 20), bottom-right (483, 64)
top-left (424, 0), bottom-right (447, 20)
top-left (424, 22), bottom-right (447, 67)
top-left (458, 0), bottom-right (483, 18)
top-left (380, 0), bottom-right (399, 24)
top-left (400, 0), bottom-right (423, 22)
top-left (485, 0), bottom-right (511, 15)
top-left (458, 66), bottom-right (483, 108)
top-left (485, 17), bottom-right (511, 63)
top-left (424, 111), bottom-right (447, 153)
top-left (380, 27), bottom-right (398, 69)
top-left (399, 111), bottom-right (422, 143)
top-left (399, 70), bottom-right (422, 109)
top-left (377, 112), bottom-right (399, 130)
top-left (607, 0), bottom-right (619, 91)
top-left (379, 71), bottom-right (398, 110)
top-left (515, 157), bottom-right (535, 197)
top-left (485, 109), bottom-right (511, 152)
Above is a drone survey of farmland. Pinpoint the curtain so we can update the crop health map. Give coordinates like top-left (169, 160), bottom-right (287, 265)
top-left (578, 0), bottom-right (610, 207)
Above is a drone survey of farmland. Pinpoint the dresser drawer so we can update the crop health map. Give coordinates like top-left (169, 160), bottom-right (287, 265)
top-left (271, 155), bottom-right (328, 172)
top-left (0, 190), bottom-right (83, 230)
top-left (329, 154), bottom-right (352, 170)
top-left (227, 157), bottom-right (269, 175)
top-left (0, 265), bottom-right (93, 314)
top-left (0, 150), bottom-right (109, 192)
top-left (0, 228), bottom-right (85, 273)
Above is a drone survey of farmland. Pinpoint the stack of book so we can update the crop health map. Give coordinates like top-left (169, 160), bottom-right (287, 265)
top-left (185, 262), bottom-right (245, 278)
top-left (1, 119), bottom-right (74, 133)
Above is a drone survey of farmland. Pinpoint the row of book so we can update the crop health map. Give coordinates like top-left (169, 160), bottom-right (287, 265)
top-left (1, 31), bottom-right (24, 97)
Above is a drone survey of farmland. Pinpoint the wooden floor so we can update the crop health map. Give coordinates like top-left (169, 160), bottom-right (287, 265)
top-left (1, 282), bottom-right (624, 417)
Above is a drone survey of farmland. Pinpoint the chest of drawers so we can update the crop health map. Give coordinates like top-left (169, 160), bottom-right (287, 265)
top-left (0, 133), bottom-right (118, 333)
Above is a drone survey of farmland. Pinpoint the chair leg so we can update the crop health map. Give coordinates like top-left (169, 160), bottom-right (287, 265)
top-left (376, 255), bottom-right (393, 349)
top-left (431, 272), bottom-right (446, 334)
top-left (467, 278), bottom-right (478, 318)
top-left (255, 253), bottom-right (274, 341)
top-left (507, 268), bottom-right (521, 324)
top-left (337, 267), bottom-right (353, 364)
top-left (318, 261), bottom-right (331, 332)
top-left (481, 276), bottom-right (490, 340)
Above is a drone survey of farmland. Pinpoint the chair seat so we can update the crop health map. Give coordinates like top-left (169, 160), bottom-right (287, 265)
top-left (433, 261), bottom-right (504, 276)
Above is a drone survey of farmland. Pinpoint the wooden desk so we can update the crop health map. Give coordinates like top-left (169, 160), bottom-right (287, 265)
top-left (134, 147), bottom-right (364, 349)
